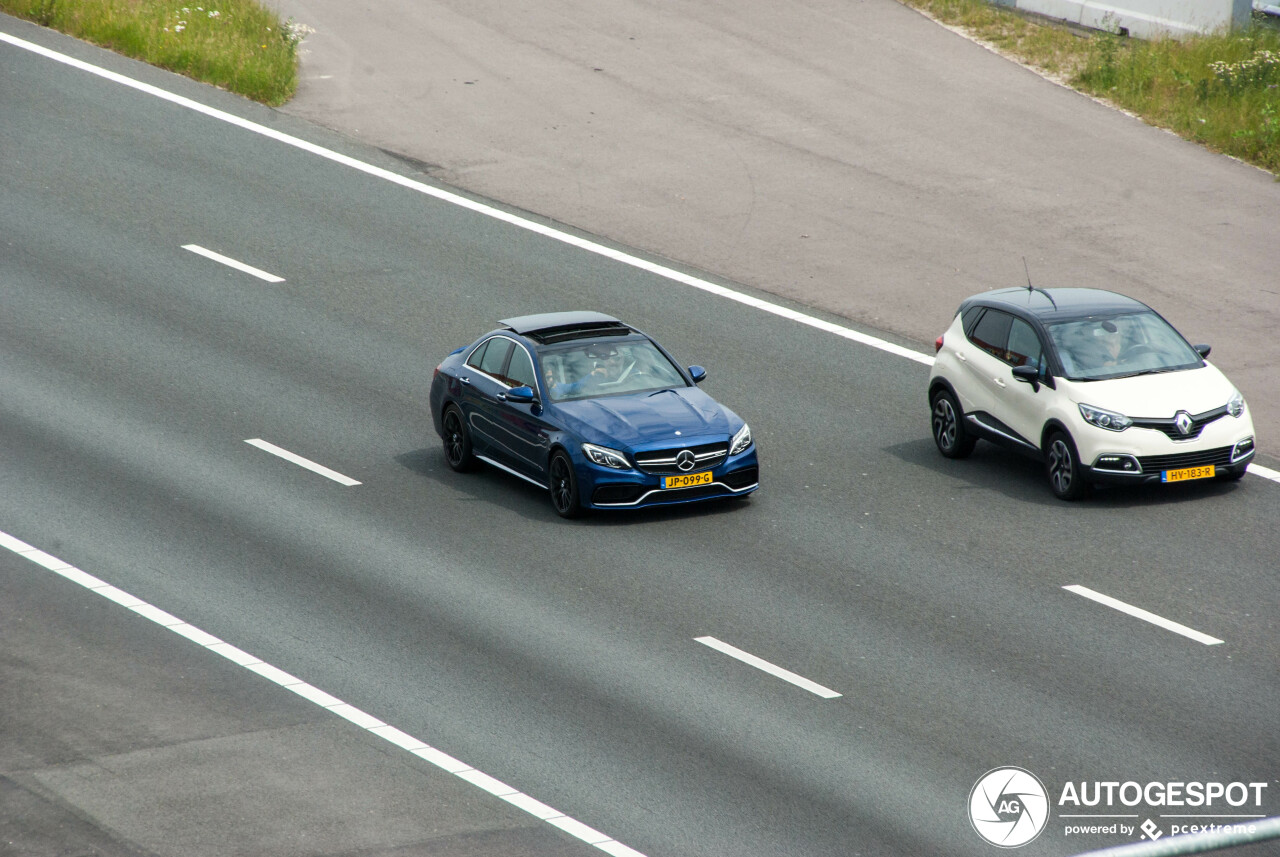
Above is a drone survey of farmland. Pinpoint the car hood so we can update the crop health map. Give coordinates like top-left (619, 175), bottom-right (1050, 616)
top-left (1062, 364), bottom-right (1238, 417)
top-left (553, 387), bottom-right (738, 448)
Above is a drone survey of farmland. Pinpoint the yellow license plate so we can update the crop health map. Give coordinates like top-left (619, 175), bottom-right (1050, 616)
top-left (1163, 464), bottom-right (1215, 483)
top-left (663, 470), bottom-right (713, 489)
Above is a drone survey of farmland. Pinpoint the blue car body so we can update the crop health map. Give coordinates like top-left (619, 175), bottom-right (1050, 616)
top-left (429, 312), bottom-right (759, 516)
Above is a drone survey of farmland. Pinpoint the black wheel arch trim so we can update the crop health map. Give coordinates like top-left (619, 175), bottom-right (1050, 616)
top-left (928, 377), bottom-right (962, 407)
top-left (1039, 419), bottom-right (1073, 458)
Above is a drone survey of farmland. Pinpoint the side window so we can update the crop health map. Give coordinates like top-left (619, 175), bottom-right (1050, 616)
top-left (968, 309), bottom-right (1013, 360)
top-left (961, 306), bottom-right (986, 338)
top-left (506, 346), bottom-right (537, 389)
top-left (1005, 318), bottom-right (1044, 369)
top-left (478, 337), bottom-right (513, 378)
top-left (465, 339), bottom-right (490, 371)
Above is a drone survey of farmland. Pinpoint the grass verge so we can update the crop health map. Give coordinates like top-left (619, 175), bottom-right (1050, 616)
top-left (901, 0), bottom-right (1280, 174)
top-left (0, 0), bottom-right (301, 105)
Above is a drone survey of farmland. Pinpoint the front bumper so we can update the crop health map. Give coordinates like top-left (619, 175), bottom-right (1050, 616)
top-left (1082, 436), bottom-right (1255, 484)
top-left (580, 447), bottom-right (760, 509)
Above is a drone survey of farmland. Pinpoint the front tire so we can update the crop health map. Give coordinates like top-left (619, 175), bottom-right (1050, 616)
top-left (548, 450), bottom-right (582, 518)
top-left (441, 405), bottom-right (476, 472)
top-left (1046, 430), bottom-right (1088, 500)
top-left (931, 388), bottom-right (976, 459)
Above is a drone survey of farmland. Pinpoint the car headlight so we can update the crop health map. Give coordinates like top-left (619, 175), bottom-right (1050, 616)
top-left (582, 443), bottom-right (630, 469)
top-left (1079, 403), bottom-right (1132, 432)
top-left (730, 423), bottom-right (753, 455)
top-left (1228, 389), bottom-right (1246, 418)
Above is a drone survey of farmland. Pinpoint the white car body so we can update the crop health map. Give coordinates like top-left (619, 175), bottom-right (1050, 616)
top-left (929, 287), bottom-right (1256, 499)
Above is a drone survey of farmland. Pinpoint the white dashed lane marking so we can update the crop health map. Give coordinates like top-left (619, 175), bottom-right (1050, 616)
top-left (245, 438), bottom-right (361, 486)
top-left (1063, 585), bottom-right (1224, 646)
top-left (183, 244), bottom-right (284, 283)
top-left (696, 636), bottom-right (842, 699)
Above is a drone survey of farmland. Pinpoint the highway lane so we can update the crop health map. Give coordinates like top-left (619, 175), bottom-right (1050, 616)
top-left (4, 20), bottom-right (1280, 857)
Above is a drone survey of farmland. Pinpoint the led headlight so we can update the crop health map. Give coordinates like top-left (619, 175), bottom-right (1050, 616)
top-left (1079, 403), bottom-right (1132, 432)
top-left (1228, 389), bottom-right (1246, 418)
top-left (730, 423), bottom-right (753, 455)
top-left (582, 443), bottom-right (630, 469)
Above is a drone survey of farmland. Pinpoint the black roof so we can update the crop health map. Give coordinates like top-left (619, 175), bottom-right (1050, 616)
top-left (962, 287), bottom-right (1153, 322)
top-left (498, 311), bottom-right (632, 344)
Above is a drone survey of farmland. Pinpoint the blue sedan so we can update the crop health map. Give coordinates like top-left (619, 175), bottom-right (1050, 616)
top-left (429, 312), bottom-right (759, 517)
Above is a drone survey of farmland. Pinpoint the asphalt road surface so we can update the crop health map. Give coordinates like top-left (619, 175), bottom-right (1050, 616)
top-left (3, 11), bottom-right (1279, 857)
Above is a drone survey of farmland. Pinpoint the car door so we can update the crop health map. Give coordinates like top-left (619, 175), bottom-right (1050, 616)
top-left (474, 342), bottom-right (554, 480)
top-left (996, 317), bottom-right (1050, 450)
top-left (458, 335), bottom-right (514, 454)
top-left (962, 309), bottom-right (1041, 451)
top-left (955, 307), bottom-right (1011, 426)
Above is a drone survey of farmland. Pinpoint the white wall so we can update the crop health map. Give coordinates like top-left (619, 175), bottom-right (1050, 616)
top-left (1007, 0), bottom-right (1252, 38)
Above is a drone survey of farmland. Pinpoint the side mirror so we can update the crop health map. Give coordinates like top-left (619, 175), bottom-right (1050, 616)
top-left (1011, 365), bottom-right (1041, 391)
top-left (688, 365), bottom-right (707, 384)
top-left (503, 385), bottom-right (536, 404)
top-left (1194, 344), bottom-right (1211, 358)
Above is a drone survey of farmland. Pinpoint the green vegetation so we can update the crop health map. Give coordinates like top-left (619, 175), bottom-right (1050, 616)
top-left (0, 0), bottom-right (302, 105)
top-left (903, 0), bottom-right (1280, 174)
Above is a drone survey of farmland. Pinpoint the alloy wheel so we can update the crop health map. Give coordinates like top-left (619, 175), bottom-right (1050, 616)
top-left (933, 397), bottom-right (957, 452)
top-left (549, 452), bottom-right (580, 518)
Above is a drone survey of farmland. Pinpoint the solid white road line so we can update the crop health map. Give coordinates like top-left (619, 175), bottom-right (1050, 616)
top-left (0, 528), bottom-right (646, 857)
top-left (1063, 585), bottom-right (1224, 646)
top-left (245, 438), bottom-right (361, 486)
top-left (182, 244), bottom-right (284, 283)
top-left (695, 636), bottom-right (842, 699)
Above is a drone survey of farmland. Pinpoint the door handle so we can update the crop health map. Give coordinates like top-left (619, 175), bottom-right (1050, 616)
top-left (957, 353), bottom-right (968, 362)
top-left (459, 376), bottom-right (471, 385)
top-left (994, 377), bottom-right (1007, 388)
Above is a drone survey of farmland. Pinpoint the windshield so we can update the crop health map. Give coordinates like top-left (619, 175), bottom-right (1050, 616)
top-left (540, 337), bottom-right (688, 402)
top-left (1046, 311), bottom-right (1203, 381)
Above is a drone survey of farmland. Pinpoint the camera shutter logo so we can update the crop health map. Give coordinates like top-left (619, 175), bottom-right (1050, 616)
top-left (969, 767), bottom-right (1050, 848)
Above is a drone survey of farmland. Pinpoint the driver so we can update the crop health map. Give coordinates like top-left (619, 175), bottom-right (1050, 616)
top-left (549, 344), bottom-right (628, 398)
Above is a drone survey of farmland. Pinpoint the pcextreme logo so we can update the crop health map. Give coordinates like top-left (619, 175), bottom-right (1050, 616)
top-left (969, 767), bottom-right (1050, 848)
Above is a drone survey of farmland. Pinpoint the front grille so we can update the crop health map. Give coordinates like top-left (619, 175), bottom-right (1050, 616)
top-left (1131, 406), bottom-right (1227, 441)
top-left (634, 442), bottom-right (728, 475)
top-left (1138, 446), bottom-right (1236, 472)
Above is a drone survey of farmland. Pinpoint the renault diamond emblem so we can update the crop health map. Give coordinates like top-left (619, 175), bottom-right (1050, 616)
top-left (1175, 411), bottom-right (1194, 436)
top-left (675, 450), bottom-right (696, 472)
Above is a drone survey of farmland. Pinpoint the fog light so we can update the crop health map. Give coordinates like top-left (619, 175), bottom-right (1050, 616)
top-left (1232, 437), bottom-right (1255, 462)
top-left (1095, 454), bottom-right (1140, 473)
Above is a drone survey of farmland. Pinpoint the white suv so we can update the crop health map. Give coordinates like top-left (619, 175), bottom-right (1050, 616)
top-left (928, 287), bottom-right (1256, 500)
